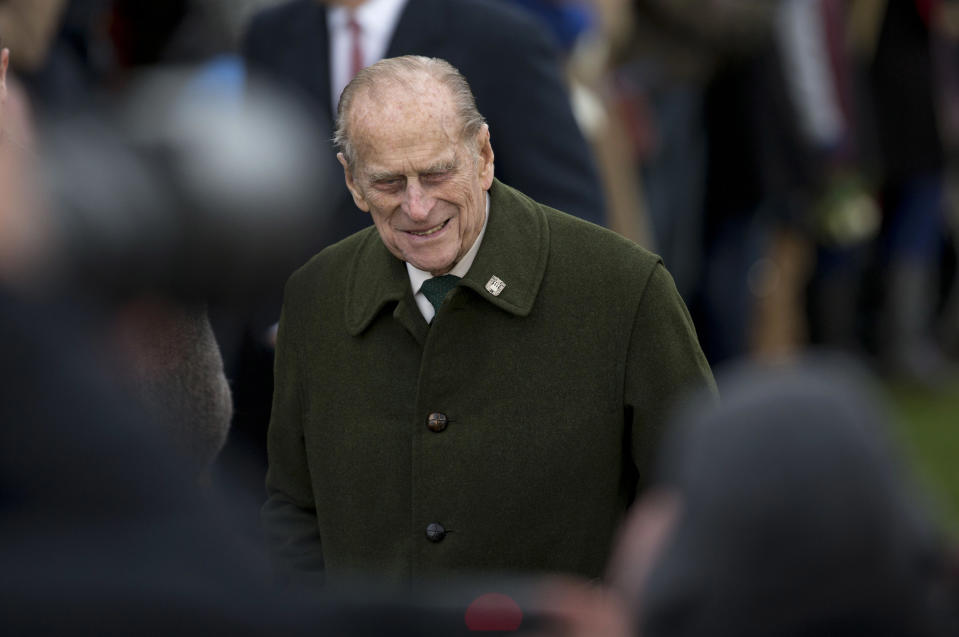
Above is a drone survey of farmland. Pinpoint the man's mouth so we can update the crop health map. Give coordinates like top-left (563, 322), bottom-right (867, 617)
top-left (407, 219), bottom-right (449, 237)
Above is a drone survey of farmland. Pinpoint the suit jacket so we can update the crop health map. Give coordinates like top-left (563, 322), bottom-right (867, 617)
top-left (264, 179), bottom-right (715, 584)
top-left (242, 0), bottom-right (607, 243)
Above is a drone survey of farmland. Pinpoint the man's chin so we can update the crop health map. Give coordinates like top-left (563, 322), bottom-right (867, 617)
top-left (422, 264), bottom-right (456, 276)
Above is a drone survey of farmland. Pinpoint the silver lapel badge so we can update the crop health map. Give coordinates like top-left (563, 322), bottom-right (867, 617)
top-left (485, 275), bottom-right (506, 297)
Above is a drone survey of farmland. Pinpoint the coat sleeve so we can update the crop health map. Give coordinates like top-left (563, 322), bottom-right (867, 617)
top-left (624, 262), bottom-right (717, 490)
top-left (261, 273), bottom-right (325, 586)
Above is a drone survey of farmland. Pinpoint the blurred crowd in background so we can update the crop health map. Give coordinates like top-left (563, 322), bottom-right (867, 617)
top-left (529, 0), bottom-right (959, 386)
top-left (1, 0), bottom-right (958, 634)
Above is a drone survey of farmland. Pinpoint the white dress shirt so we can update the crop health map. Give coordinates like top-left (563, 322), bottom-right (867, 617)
top-left (327, 0), bottom-right (408, 115)
top-left (407, 193), bottom-right (490, 323)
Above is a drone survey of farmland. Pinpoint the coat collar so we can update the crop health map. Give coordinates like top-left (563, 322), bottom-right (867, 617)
top-left (344, 179), bottom-right (550, 336)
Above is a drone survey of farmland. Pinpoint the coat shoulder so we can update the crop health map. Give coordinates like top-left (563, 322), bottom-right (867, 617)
top-left (544, 204), bottom-right (663, 285)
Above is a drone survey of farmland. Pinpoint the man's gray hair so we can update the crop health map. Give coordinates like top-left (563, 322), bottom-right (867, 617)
top-left (333, 56), bottom-right (486, 171)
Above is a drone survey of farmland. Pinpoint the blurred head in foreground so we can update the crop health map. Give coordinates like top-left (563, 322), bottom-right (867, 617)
top-left (603, 357), bottom-right (956, 637)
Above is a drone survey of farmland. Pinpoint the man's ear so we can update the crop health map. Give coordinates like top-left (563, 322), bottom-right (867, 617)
top-left (476, 124), bottom-right (494, 190)
top-left (337, 152), bottom-right (369, 213)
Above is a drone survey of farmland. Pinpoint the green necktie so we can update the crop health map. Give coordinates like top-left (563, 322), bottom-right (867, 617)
top-left (420, 274), bottom-right (461, 314)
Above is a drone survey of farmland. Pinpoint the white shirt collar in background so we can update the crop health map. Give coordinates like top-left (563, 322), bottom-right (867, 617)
top-left (327, 0), bottom-right (408, 115)
top-left (407, 193), bottom-right (491, 323)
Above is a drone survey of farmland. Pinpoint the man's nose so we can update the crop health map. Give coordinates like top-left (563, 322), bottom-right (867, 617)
top-left (403, 181), bottom-right (435, 221)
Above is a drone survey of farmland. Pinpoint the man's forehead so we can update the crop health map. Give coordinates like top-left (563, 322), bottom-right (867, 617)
top-left (349, 81), bottom-right (464, 167)
top-left (350, 77), bottom-right (458, 136)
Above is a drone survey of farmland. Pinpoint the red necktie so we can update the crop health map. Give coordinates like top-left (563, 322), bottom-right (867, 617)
top-left (348, 12), bottom-right (364, 79)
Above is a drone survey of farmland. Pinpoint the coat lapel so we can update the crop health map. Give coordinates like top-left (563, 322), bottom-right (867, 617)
top-left (345, 228), bottom-right (411, 336)
top-left (460, 179), bottom-right (549, 318)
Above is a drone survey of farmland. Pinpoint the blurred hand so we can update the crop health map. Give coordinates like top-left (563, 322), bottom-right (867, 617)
top-left (606, 489), bottom-right (681, 613)
top-left (533, 576), bottom-right (633, 637)
top-left (0, 71), bottom-right (50, 287)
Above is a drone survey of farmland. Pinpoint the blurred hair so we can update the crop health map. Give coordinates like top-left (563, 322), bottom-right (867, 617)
top-left (37, 71), bottom-right (334, 304)
top-left (638, 356), bottom-right (952, 637)
top-left (333, 55), bottom-right (486, 172)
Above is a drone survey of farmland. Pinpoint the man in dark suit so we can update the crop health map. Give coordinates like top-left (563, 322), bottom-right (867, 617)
top-left (242, 0), bottom-right (607, 241)
top-left (264, 56), bottom-right (714, 585)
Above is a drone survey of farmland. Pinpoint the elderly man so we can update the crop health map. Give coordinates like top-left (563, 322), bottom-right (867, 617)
top-left (265, 56), bottom-right (715, 585)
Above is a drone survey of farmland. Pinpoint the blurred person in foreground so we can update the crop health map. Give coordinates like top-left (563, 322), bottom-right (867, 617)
top-left (540, 357), bottom-right (957, 636)
top-left (264, 55), bottom-right (715, 587)
top-left (0, 25), bottom-right (376, 637)
top-left (1, 2), bottom-right (332, 485)
top-left (0, 33), bottom-right (261, 634)
top-left (0, 32), bottom-right (43, 282)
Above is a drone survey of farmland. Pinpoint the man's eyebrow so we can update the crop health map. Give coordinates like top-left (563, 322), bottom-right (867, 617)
top-left (423, 158), bottom-right (456, 173)
top-left (367, 158), bottom-right (457, 182)
top-left (367, 170), bottom-right (403, 183)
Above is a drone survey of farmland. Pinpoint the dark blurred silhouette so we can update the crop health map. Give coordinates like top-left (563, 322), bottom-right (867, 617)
top-left (1, 0), bottom-right (334, 536)
top-left (869, 0), bottom-right (953, 382)
top-left (13, 1), bottom-right (337, 489)
top-left (632, 358), bottom-right (956, 636)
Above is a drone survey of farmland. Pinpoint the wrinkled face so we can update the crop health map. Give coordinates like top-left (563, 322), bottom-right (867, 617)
top-left (338, 81), bottom-right (494, 275)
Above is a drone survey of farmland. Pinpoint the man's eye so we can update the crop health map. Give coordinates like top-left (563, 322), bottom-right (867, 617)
top-left (373, 178), bottom-right (403, 191)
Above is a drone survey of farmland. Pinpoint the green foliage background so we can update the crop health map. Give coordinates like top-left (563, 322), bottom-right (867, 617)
top-left (886, 378), bottom-right (959, 538)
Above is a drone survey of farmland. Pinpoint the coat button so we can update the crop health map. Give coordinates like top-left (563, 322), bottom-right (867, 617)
top-left (426, 522), bottom-right (446, 543)
top-left (426, 412), bottom-right (448, 433)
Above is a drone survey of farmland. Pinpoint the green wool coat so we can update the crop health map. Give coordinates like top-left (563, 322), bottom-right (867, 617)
top-left (264, 179), bottom-right (715, 585)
